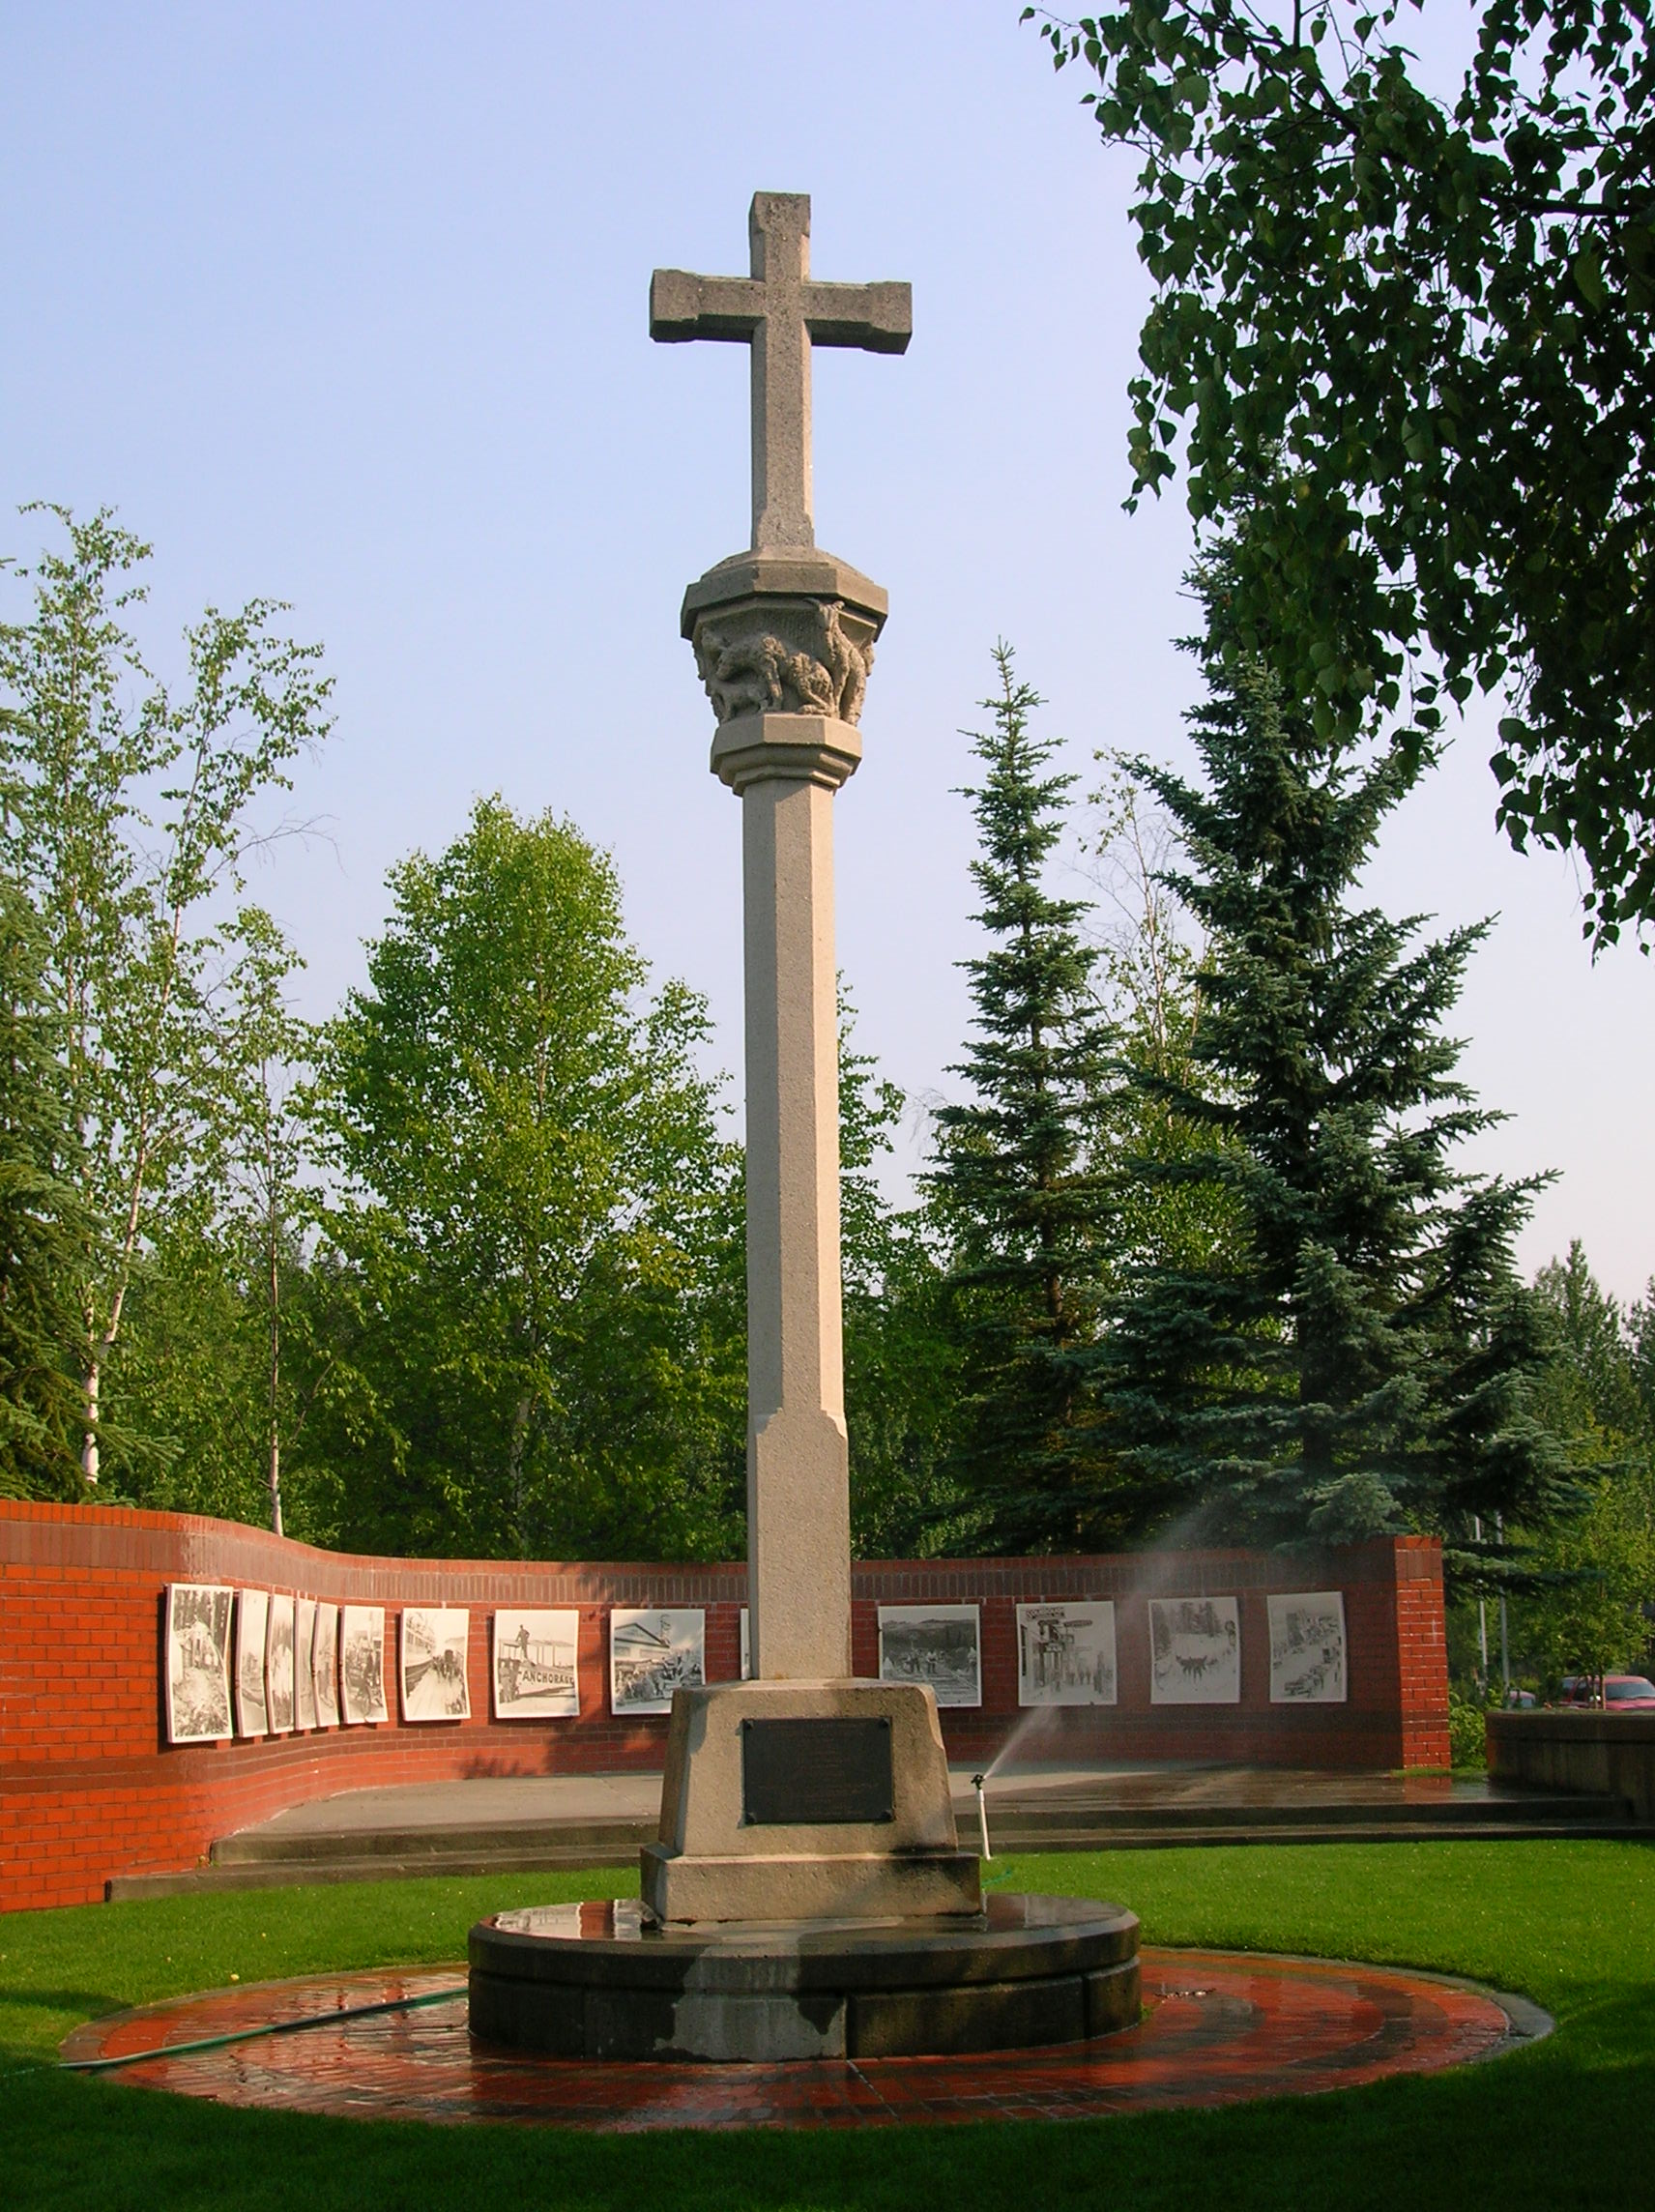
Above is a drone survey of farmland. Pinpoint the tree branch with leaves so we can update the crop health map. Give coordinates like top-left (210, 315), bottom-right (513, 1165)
top-left (1029, 0), bottom-right (1655, 942)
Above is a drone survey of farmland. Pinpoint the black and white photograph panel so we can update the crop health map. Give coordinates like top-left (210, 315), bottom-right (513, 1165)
top-left (311, 1603), bottom-right (340, 1728)
top-left (1016, 1600), bottom-right (1118, 1706)
top-left (878, 1603), bottom-right (982, 1707)
top-left (163, 1584), bottom-right (234, 1745)
top-left (1148, 1594), bottom-right (1241, 1703)
top-left (399, 1607), bottom-right (471, 1721)
top-left (492, 1608), bottom-right (579, 1719)
top-left (608, 1608), bottom-right (706, 1715)
top-left (233, 1586), bottom-right (269, 1738)
top-left (339, 1605), bottom-right (389, 1725)
top-left (265, 1591), bottom-right (296, 1733)
top-left (1268, 1590), bottom-right (1349, 1703)
top-left (293, 1596), bottom-right (317, 1730)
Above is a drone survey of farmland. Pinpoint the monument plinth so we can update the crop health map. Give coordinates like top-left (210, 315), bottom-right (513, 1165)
top-left (641, 1678), bottom-right (978, 1925)
top-left (469, 191), bottom-right (1137, 2056)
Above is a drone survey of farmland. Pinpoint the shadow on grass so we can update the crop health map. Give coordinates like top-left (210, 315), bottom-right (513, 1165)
top-left (2, 1991), bottom-right (126, 2025)
top-left (2, 1989), bottom-right (127, 2022)
top-left (0, 1989), bottom-right (130, 2077)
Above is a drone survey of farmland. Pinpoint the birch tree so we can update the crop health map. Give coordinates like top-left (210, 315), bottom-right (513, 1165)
top-left (0, 878), bottom-right (95, 1495)
top-left (106, 908), bottom-right (353, 1532)
top-left (180, 909), bottom-right (322, 1534)
top-left (0, 508), bottom-right (333, 1481)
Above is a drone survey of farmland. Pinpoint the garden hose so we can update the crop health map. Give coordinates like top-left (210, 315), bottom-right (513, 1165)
top-left (62, 1980), bottom-right (469, 2073)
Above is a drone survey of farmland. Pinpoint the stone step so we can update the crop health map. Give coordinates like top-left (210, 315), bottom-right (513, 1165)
top-left (211, 1817), bottom-right (653, 1866)
top-left (104, 1763), bottom-right (1644, 1904)
top-left (205, 1784), bottom-right (1620, 1870)
top-left (103, 1784), bottom-right (1639, 1901)
top-left (110, 1808), bottom-right (1637, 1902)
top-left (979, 1815), bottom-right (1640, 1854)
top-left (978, 1790), bottom-right (1631, 1835)
top-left (108, 1841), bottom-right (641, 1902)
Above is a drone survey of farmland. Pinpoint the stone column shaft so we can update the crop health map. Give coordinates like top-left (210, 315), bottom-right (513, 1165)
top-left (741, 770), bottom-right (849, 1679)
top-left (690, 561), bottom-right (881, 1684)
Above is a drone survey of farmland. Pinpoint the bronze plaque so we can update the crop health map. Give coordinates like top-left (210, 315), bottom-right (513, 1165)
top-left (740, 1716), bottom-right (894, 1826)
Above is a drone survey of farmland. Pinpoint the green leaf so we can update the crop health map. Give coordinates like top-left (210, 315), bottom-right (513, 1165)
top-left (1571, 248), bottom-right (1606, 307)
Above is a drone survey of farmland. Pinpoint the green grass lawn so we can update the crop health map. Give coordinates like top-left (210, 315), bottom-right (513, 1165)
top-left (2, 1841), bottom-right (1651, 2210)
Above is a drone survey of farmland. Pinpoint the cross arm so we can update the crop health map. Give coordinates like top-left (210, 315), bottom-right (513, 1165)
top-left (803, 280), bottom-right (913, 354)
top-left (651, 269), bottom-right (764, 343)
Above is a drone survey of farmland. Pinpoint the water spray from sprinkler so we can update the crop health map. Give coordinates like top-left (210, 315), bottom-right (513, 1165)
top-left (971, 1772), bottom-right (992, 1860)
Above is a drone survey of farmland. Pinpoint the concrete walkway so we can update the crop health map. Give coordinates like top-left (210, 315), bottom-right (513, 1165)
top-left (248, 1771), bottom-right (663, 1838)
top-left (105, 1758), bottom-right (1640, 1900)
top-left (225, 1759), bottom-right (1577, 1839)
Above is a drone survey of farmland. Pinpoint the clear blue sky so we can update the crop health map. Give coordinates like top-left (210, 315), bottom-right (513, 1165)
top-left (2, 1), bottom-right (1648, 1298)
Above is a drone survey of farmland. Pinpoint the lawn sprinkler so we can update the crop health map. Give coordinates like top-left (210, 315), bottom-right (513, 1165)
top-left (971, 1772), bottom-right (992, 1861)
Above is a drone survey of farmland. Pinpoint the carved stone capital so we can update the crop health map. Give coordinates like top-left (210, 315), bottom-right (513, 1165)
top-left (682, 545), bottom-right (886, 757)
top-left (691, 597), bottom-right (878, 731)
top-left (680, 546), bottom-right (887, 637)
top-left (710, 711), bottom-right (861, 794)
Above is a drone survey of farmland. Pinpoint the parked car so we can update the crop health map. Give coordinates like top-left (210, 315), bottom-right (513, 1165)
top-left (1558, 1674), bottom-right (1655, 1710)
top-left (1603, 1675), bottom-right (1655, 1709)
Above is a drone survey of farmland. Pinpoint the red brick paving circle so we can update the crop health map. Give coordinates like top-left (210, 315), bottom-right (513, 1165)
top-left (60, 1950), bottom-right (1547, 2129)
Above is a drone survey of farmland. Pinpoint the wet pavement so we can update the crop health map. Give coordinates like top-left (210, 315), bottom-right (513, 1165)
top-left (61, 1948), bottom-right (1548, 2129)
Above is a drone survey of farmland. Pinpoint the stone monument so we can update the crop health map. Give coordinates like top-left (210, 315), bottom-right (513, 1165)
top-left (639, 189), bottom-right (976, 1928)
top-left (467, 195), bottom-right (1139, 2059)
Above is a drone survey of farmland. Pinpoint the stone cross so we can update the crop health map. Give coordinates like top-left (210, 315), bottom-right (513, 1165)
top-left (639, 201), bottom-right (977, 1935)
top-left (651, 191), bottom-right (912, 552)
top-left (653, 194), bottom-right (908, 1687)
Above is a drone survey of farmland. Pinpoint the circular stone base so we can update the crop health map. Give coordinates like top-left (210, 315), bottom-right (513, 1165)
top-left (60, 1950), bottom-right (1550, 2127)
top-left (467, 1894), bottom-right (1140, 2061)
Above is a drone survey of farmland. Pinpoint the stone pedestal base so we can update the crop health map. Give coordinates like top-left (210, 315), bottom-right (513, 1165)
top-left (642, 1677), bottom-right (978, 1926)
top-left (469, 1894), bottom-right (1142, 2062)
top-left (640, 1845), bottom-right (978, 1925)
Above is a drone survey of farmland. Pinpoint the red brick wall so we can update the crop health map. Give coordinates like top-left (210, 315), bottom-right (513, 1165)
top-left (849, 1542), bottom-right (1449, 1772)
top-left (0, 1503), bottom-right (1446, 1911)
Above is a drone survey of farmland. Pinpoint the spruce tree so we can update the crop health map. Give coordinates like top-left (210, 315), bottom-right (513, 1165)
top-left (927, 646), bottom-right (1118, 1552)
top-left (1095, 554), bottom-right (1575, 1565)
top-left (837, 991), bottom-right (966, 1559)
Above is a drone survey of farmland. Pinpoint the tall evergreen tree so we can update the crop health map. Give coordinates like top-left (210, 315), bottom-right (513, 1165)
top-left (1094, 553), bottom-right (1576, 1566)
top-left (1530, 1241), bottom-right (1647, 1446)
top-left (837, 990), bottom-right (967, 1558)
top-left (926, 646), bottom-right (1118, 1552)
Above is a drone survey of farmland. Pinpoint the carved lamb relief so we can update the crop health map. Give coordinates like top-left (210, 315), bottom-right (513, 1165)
top-left (694, 598), bottom-right (875, 727)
